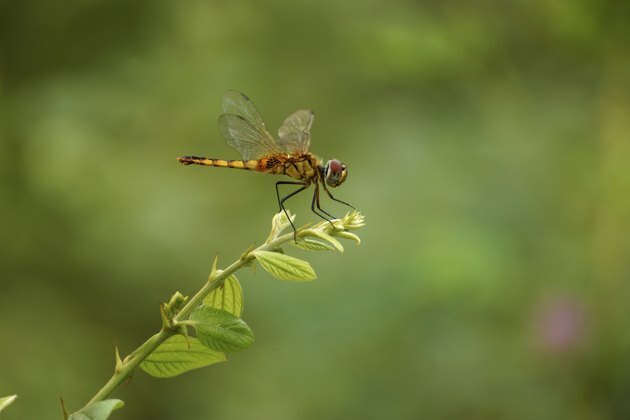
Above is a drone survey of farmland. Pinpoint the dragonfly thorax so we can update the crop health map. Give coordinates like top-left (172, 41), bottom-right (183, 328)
top-left (324, 159), bottom-right (348, 187)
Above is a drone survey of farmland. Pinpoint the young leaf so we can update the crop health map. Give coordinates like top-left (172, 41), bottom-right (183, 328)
top-left (140, 335), bottom-right (226, 378)
top-left (203, 274), bottom-right (244, 317)
top-left (341, 211), bottom-right (366, 230)
top-left (190, 306), bottom-right (254, 352)
top-left (252, 250), bottom-right (317, 281)
top-left (68, 399), bottom-right (124, 420)
top-left (290, 238), bottom-right (336, 251)
top-left (267, 210), bottom-right (295, 242)
top-left (333, 230), bottom-right (361, 244)
top-left (307, 230), bottom-right (344, 252)
top-left (0, 395), bottom-right (17, 413)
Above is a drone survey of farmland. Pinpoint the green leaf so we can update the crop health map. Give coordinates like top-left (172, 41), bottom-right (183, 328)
top-left (0, 395), bottom-right (17, 413)
top-left (203, 274), bottom-right (244, 317)
top-left (305, 230), bottom-right (344, 252)
top-left (267, 210), bottom-right (295, 242)
top-left (140, 335), bottom-right (226, 378)
top-left (190, 306), bottom-right (254, 352)
top-left (333, 230), bottom-right (361, 245)
top-left (68, 399), bottom-right (124, 420)
top-left (290, 238), bottom-right (336, 251)
top-left (252, 250), bottom-right (317, 281)
top-left (341, 210), bottom-right (366, 230)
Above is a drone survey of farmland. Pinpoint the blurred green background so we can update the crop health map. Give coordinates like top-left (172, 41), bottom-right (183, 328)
top-left (1, 0), bottom-right (629, 419)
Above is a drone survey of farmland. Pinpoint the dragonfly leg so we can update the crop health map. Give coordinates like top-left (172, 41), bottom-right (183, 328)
top-left (275, 181), bottom-right (310, 240)
top-left (321, 182), bottom-right (355, 209)
top-left (311, 184), bottom-right (336, 227)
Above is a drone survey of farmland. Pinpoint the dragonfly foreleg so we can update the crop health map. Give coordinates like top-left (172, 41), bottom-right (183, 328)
top-left (275, 181), bottom-right (310, 240)
top-left (321, 182), bottom-right (355, 209)
top-left (310, 183), bottom-right (336, 227)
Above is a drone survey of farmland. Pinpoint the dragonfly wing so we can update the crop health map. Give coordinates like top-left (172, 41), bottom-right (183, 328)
top-left (277, 109), bottom-right (314, 154)
top-left (219, 90), bottom-right (280, 160)
top-left (218, 114), bottom-right (278, 160)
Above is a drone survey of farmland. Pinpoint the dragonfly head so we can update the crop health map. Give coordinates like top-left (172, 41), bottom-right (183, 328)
top-left (324, 159), bottom-right (348, 187)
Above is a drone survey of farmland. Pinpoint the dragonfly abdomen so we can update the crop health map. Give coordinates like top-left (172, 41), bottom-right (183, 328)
top-left (177, 156), bottom-right (260, 170)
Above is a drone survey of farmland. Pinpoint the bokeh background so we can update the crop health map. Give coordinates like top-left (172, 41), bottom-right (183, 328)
top-left (1, 0), bottom-right (629, 419)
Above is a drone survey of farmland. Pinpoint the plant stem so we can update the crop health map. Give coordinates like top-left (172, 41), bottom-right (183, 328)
top-left (82, 230), bottom-right (296, 408)
top-left (86, 331), bottom-right (168, 405)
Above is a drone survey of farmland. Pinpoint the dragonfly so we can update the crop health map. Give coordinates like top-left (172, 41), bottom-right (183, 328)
top-left (177, 90), bottom-right (353, 237)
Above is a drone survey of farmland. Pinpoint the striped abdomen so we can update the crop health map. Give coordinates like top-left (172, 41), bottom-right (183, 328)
top-left (177, 156), bottom-right (261, 171)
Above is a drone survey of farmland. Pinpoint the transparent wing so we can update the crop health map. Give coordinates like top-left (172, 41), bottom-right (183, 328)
top-left (277, 109), bottom-right (314, 154)
top-left (218, 114), bottom-right (279, 160)
top-left (218, 90), bottom-right (280, 160)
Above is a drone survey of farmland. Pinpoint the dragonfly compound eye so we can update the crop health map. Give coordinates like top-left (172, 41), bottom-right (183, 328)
top-left (325, 159), bottom-right (348, 187)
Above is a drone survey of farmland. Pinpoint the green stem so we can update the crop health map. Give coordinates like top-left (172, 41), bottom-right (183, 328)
top-left (82, 230), bottom-right (297, 408)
